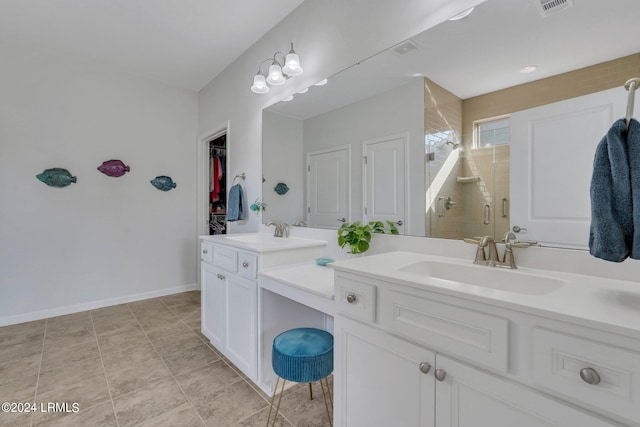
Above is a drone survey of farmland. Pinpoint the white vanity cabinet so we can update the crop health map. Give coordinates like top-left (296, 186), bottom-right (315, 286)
top-left (199, 235), bottom-right (325, 383)
top-left (333, 269), bottom-right (636, 427)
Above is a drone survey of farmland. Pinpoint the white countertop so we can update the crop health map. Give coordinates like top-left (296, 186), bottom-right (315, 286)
top-left (330, 251), bottom-right (640, 339)
top-left (200, 233), bottom-right (326, 253)
top-left (260, 262), bottom-right (335, 300)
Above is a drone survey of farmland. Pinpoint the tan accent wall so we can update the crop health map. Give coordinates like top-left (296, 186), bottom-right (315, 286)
top-left (462, 53), bottom-right (640, 143)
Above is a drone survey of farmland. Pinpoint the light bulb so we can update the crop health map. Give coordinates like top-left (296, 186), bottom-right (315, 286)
top-left (297, 87), bottom-right (309, 94)
top-left (282, 95), bottom-right (294, 102)
top-left (283, 52), bottom-right (303, 76)
top-left (251, 74), bottom-right (270, 94)
top-left (266, 63), bottom-right (285, 85)
top-left (314, 79), bottom-right (328, 86)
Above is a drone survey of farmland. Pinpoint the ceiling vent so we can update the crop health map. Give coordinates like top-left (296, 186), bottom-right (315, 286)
top-left (536, 0), bottom-right (574, 18)
top-left (389, 39), bottom-right (419, 56)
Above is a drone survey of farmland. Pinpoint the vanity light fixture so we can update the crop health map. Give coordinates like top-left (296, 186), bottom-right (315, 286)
top-left (448, 7), bottom-right (475, 21)
top-left (251, 42), bottom-right (303, 94)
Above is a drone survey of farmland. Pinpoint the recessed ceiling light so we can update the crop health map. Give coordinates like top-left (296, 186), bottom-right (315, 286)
top-left (448, 7), bottom-right (474, 21)
top-left (314, 79), bottom-right (328, 86)
top-left (282, 95), bottom-right (294, 102)
top-left (297, 87), bottom-right (309, 94)
top-left (520, 65), bottom-right (538, 74)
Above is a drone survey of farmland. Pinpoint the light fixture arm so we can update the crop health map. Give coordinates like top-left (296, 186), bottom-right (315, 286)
top-left (256, 58), bottom-right (274, 76)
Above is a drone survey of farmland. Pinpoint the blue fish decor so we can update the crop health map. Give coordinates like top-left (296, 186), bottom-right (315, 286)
top-left (97, 159), bottom-right (130, 177)
top-left (150, 175), bottom-right (177, 191)
top-left (36, 168), bottom-right (77, 188)
top-left (274, 182), bottom-right (289, 195)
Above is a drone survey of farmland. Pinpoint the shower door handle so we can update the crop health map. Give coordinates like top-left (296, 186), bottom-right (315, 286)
top-left (501, 197), bottom-right (508, 218)
top-left (483, 204), bottom-right (491, 225)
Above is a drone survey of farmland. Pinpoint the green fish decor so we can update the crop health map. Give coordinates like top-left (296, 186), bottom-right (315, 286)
top-left (274, 182), bottom-right (289, 195)
top-left (36, 168), bottom-right (77, 188)
top-left (150, 175), bottom-right (177, 191)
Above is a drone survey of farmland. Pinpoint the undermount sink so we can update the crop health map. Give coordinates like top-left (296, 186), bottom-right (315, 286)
top-left (224, 234), bottom-right (275, 243)
top-left (397, 260), bottom-right (567, 296)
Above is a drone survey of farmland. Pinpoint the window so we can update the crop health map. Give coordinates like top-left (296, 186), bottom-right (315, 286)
top-left (474, 115), bottom-right (510, 148)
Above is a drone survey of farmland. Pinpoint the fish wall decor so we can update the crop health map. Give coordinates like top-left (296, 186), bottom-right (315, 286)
top-left (97, 159), bottom-right (130, 177)
top-left (274, 182), bottom-right (289, 195)
top-left (150, 175), bottom-right (177, 191)
top-left (36, 168), bottom-right (77, 188)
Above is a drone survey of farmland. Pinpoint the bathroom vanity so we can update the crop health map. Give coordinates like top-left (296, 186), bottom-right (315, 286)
top-left (331, 251), bottom-right (640, 427)
top-left (199, 234), bottom-right (326, 383)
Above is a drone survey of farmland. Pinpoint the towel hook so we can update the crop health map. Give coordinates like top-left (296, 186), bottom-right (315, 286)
top-left (232, 172), bottom-right (246, 184)
top-left (624, 77), bottom-right (640, 131)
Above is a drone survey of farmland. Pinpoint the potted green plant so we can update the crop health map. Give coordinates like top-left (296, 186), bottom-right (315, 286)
top-left (338, 220), bottom-right (399, 255)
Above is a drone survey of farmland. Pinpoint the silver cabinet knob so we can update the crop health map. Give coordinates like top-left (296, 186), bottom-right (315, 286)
top-left (580, 367), bottom-right (601, 385)
top-left (419, 362), bottom-right (431, 374)
top-left (203, 249), bottom-right (208, 254)
top-left (242, 261), bottom-right (249, 268)
top-left (346, 294), bottom-right (357, 304)
top-left (434, 369), bottom-right (447, 381)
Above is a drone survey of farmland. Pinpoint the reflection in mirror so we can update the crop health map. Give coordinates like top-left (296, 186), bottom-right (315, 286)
top-left (262, 0), bottom-right (640, 248)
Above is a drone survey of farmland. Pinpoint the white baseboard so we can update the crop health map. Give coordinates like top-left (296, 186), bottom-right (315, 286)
top-left (0, 283), bottom-right (199, 327)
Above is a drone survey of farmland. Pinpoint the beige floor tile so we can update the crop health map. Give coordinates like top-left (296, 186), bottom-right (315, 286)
top-left (160, 343), bottom-right (219, 376)
top-left (92, 315), bottom-right (139, 336)
top-left (183, 312), bottom-right (202, 332)
top-left (0, 355), bottom-right (41, 386)
top-left (0, 375), bottom-right (36, 402)
top-left (126, 300), bottom-right (167, 315)
top-left (45, 311), bottom-right (91, 329)
top-left (96, 326), bottom-right (148, 355)
top-left (36, 372), bottom-right (110, 412)
top-left (0, 338), bottom-right (44, 361)
top-left (152, 330), bottom-right (209, 356)
top-left (32, 401), bottom-right (116, 427)
top-left (144, 320), bottom-right (192, 342)
top-left (40, 340), bottom-right (100, 371)
top-left (90, 304), bottom-right (131, 321)
top-left (0, 320), bottom-right (45, 344)
top-left (133, 402), bottom-right (205, 427)
top-left (102, 343), bottom-right (171, 397)
top-left (238, 406), bottom-right (293, 427)
top-left (37, 356), bottom-right (104, 396)
top-left (275, 381), bottom-right (333, 427)
top-left (176, 360), bottom-right (242, 402)
top-left (0, 410), bottom-right (33, 427)
top-left (166, 303), bottom-right (199, 320)
top-left (192, 380), bottom-right (269, 427)
top-left (42, 328), bottom-right (95, 353)
top-left (112, 377), bottom-right (186, 427)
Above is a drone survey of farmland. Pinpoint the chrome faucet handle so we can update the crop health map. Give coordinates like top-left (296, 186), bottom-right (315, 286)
top-left (464, 237), bottom-right (487, 264)
top-left (503, 231), bottom-right (517, 243)
top-left (282, 223), bottom-right (290, 238)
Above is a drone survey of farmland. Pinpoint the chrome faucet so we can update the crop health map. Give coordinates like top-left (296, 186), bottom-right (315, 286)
top-left (464, 235), bottom-right (537, 269)
top-left (265, 221), bottom-right (289, 238)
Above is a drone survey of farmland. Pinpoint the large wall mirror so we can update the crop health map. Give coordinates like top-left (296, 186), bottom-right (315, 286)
top-left (262, 0), bottom-right (640, 248)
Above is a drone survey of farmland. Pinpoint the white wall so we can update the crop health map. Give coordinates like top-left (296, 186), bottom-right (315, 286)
top-left (198, 0), bottom-right (486, 234)
top-left (303, 79), bottom-right (425, 235)
top-left (0, 45), bottom-right (198, 325)
top-left (262, 111), bottom-right (304, 223)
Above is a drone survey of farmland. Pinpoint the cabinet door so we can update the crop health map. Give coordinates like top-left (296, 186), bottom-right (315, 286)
top-left (435, 355), bottom-right (619, 427)
top-left (335, 316), bottom-right (435, 427)
top-left (201, 263), bottom-right (225, 349)
top-left (225, 273), bottom-right (257, 380)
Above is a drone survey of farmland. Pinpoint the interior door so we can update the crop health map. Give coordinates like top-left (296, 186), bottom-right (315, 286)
top-left (510, 87), bottom-right (625, 248)
top-left (307, 146), bottom-right (350, 229)
top-left (363, 134), bottom-right (407, 233)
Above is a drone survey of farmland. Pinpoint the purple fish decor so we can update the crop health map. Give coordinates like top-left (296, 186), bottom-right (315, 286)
top-left (97, 159), bottom-right (130, 177)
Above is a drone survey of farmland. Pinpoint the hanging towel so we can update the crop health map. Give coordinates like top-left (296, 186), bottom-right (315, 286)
top-left (589, 118), bottom-right (633, 262)
top-left (628, 119), bottom-right (640, 258)
top-left (226, 183), bottom-right (247, 222)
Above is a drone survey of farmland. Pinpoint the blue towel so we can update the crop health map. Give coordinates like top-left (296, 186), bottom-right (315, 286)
top-left (589, 119), bottom-right (633, 262)
top-left (628, 119), bottom-right (640, 258)
top-left (226, 183), bottom-right (247, 222)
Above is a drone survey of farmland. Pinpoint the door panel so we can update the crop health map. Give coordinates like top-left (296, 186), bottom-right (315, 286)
top-left (307, 147), bottom-right (350, 229)
top-left (363, 134), bottom-right (406, 233)
top-left (510, 87), bottom-right (625, 248)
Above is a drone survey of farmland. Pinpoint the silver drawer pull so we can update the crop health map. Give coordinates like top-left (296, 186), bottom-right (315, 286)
top-left (419, 362), bottom-right (431, 374)
top-left (579, 367), bottom-right (601, 385)
top-left (203, 249), bottom-right (208, 254)
top-left (346, 294), bottom-right (357, 304)
top-left (216, 274), bottom-right (225, 280)
top-left (242, 261), bottom-right (249, 268)
top-left (434, 369), bottom-right (447, 382)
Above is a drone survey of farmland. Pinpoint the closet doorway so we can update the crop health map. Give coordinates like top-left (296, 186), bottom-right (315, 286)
top-left (208, 133), bottom-right (227, 235)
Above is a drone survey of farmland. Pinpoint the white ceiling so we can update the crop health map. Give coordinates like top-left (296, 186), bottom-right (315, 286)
top-left (268, 0), bottom-right (640, 120)
top-left (0, 0), bottom-right (304, 91)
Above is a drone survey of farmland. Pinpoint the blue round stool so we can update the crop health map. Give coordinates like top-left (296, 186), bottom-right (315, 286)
top-left (266, 328), bottom-right (334, 427)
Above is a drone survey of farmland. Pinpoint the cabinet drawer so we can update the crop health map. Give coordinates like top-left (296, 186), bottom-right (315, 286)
top-left (213, 244), bottom-right (238, 273)
top-left (532, 328), bottom-right (640, 423)
top-left (201, 242), bottom-right (214, 264)
top-left (380, 289), bottom-right (509, 372)
top-left (335, 274), bottom-right (376, 322)
top-left (237, 252), bottom-right (257, 279)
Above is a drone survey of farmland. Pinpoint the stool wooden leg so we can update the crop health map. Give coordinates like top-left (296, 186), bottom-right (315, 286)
top-left (266, 377), bottom-right (287, 427)
top-left (324, 377), bottom-right (333, 409)
top-left (309, 382), bottom-right (313, 400)
top-left (319, 377), bottom-right (333, 427)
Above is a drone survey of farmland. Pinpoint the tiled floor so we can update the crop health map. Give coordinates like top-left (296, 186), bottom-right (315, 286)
top-left (0, 291), bottom-right (333, 427)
